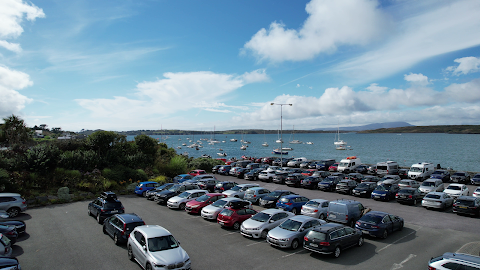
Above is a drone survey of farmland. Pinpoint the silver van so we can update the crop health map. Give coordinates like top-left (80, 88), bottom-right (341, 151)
top-left (376, 161), bottom-right (399, 176)
top-left (326, 199), bottom-right (365, 227)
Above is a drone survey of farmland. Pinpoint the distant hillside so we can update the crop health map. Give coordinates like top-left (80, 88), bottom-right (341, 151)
top-left (359, 125), bottom-right (480, 134)
top-left (312, 122), bottom-right (413, 131)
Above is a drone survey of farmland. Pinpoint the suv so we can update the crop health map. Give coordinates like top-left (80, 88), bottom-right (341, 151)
top-left (453, 196), bottom-right (480, 217)
top-left (154, 184), bottom-right (200, 204)
top-left (88, 193), bottom-right (125, 224)
top-left (315, 159), bottom-right (336, 171)
top-left (428, 252), bottom-right (480, 270)
top-left (134, 181), bottom-right (161, 197)
top-left (327, 199), bottom-right (366, 227)
top-left (303, 223), bottom-right (363, 258)
top-left (0, 193), bottom-right (27, 218)
top-left (103, 213), bottom-right (145, 245)
top-left (318, 174), bottom-right (344, 192)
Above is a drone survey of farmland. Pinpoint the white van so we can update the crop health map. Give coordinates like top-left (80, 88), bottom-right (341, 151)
top-left (408, 162), bottom-right (435, 181)
top-left (337, 156), bottom-right (361, 173)
top-left (376, 161), bottom-right (399, 176)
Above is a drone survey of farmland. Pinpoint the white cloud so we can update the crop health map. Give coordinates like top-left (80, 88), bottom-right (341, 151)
top-left (0, 65), bottom-right (33, 116)
top-left (0, 40), bottom-right (21, 53)
top-left (240, 69), bottom-right (269, 84)
top-left (366, 83), bottom-right (387, 93)
top-left (404, 73), bottom-right (430, 86)
top-left (242, 0), bottom-right (390, 62)
top-left (446, 56), bottom-right (480, 75)
top-left (444, 79), bottom-right (480, 103)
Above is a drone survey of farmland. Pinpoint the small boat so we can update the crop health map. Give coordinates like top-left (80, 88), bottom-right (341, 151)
top-left (182, 143), bottom-right (186, 146)
top-left (217, 152), bottom-right (227, 157)
top-left (219, 148), bottom-right (223, 151)
top-left (182, 152), bottom-right (189, 156)
top-left (240, 145), bottom-right (247, 150)
top-left (177, 146), bottom-right (182, 149)
top-left (230, 138), bottom-right (237, 142)
top-left (275, 139), bottom-right (283, 143)
top-left (201, 154), bottom-right (211, 158)
top-left (289, 125), bottom-right (302, 144)
top-left (334, 125), bottom-right (347, 150)
top-left (273, 149), bottom-right (288, 155)
top-left (282, 147), bottom-right (293, 151)
top-left (262, 142), bottom-right (269, 147)
top-left (306, 142), bottom-right (314, 145)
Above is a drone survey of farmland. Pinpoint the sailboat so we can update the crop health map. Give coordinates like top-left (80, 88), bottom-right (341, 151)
top-left (334, 125), bottom-right (347, 150)
top-left (209, 126), bottom-right (220, 144)
top-left (275, 130), bottom-right (283, 143)
top-left (262, 131), bottom-right (269, 147)
top-left (289, 125), bottom-right (302, 144)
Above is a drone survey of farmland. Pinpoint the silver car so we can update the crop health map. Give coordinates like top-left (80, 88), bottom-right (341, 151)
top-left (167, 189), bottom-right (207, 210)
top-left (398, 179), bottom-right (420, 189)
top-left (301, 199), bottom-right (329, 219)
top-left (201, 197), bottom-right (251, 220)
top-left (240, 209), bottom-right (294, 239)
top-left (127, 225), bottom-right (190, 270)
top-left (419, 179), bottom-right (444, 195)
top-left (266, 215), bottom-right (326, 249)
top-left (222, 183), bottom-right (259, 199)
top-left (422, 192), bottom-right (454, 210)
top-left (0, 193), bottom-right (28, 217)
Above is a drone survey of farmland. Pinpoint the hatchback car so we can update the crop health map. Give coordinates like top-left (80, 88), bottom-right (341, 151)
top-left (276, 195), bottom-right (309, 215)
top-left (422, 192), bottom-right (454, 210)
top-left (222, 183), bottom-right (259, 199)
top-left (450, 171), bottom-right (470, 184)
top-left (134, 182), bottom-right (161, 197)
top-left (444, 184), bottom-right (469, 200)
top-left (167, 190), bottom-right (208, 210)
top-left (145, 183), bottom-right (175, 200)
top-left (217, 207), bottom-right (257, 230)
top-left (172, 174), bottom-right (193, 183)
top-left (88, 195), bottom-right (125, 224)
top-left (428, 252), bottom-right (480, 270)
top-left (335, 180), bottom-right (357, 195)
top-left (241, 209), bottom-right (294, 239)
top-left (127, 225), bottom-right (191, 270)
top-left (201, 197), bottom-right (251, 220)
top-left (419, 178), bottom-right (445, 195)
top-left (185, 193), bottom-right (226, 214)
top-left (452, 196), bottom-right (480, 217)
top-left (243, 187), bottom-right (271, 205)
top-left (259, 190), bottom-right (297, 208)
top-left (355, 211), bottom-right (404, 239)
top-left (303, 223), bottom-right (364, 258)
top-left (258, 170), bottom-right (277, 182)
top-left (371, 184), bottom-right (399, 201)
top-left (267, 215), bottom-right (325, 249)
top-left (395, 187), bottom-right (423, 205)
top-left (189, 169), bottom-right (206, 176)
top-left (218, 165), bottom-right (232, 175)
top-left (328, 163), bottom-right (339, 172)
top-left (301, 199), bottom-right (329, 219)
top-left (352, 182), bottom-right (377, 197)
top-left (0, 193), bottom-right (27, 218)
top-left (397, 179), bottom-right (420, 189)
top-left (103, 213), bottom-right (145, 245)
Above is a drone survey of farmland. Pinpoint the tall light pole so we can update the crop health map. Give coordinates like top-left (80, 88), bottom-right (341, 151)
top-left (271, 103), bottom-right (292, 166)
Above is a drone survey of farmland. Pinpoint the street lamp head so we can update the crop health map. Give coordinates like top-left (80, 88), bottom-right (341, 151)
top-left (270, 103), bottom-right (274, 105)
top-left (289, 104), bottom-right (292, 106)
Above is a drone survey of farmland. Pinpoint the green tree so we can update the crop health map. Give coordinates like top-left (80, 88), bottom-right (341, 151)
top-left (87, 131), bottom-right (126, 157)
top-left (134, 134), bottom-right (158, 165)
top-left (0, 115), bottom-right (32, 146)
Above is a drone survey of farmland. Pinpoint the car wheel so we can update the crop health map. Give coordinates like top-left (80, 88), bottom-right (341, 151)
top-left (319, 213), bottom-right (325, 220)
top-left (333, 246), bottom-right (341, 258)
top-left (88, 208), bottom-right (92, 216)
top-left (127, 245), bottom-right (134, 261)
top-left (179, 203), bottom-right (186, 210)
top-left (357, 237), bottom-right (364, 247)
top-left (399, 222), bottom-right (404, 231)
top-left (233, 222), bottom-right (240, 230)
top-left (142, 191), bottom-right (147, 197)
top-left (146, 263), bottom-right (153, 270)
top-left (102, 225), bottom-right (107, 234)
top-left (382, 229), bottom-right (388, 239)
top-left (260, 230), bottom-right (269, 239)
top-left (7, 208), bottom-right (20, 218)
top-left (291, 208), bottom-right (297, 215)
top-left (291, 239), bottom-right (299, 250)
top-left (96, 213), bottom-right (102, 224)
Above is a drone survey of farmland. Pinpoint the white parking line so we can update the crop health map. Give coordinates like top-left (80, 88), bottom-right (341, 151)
top-left (281, 249), bottom-right (307, 258)
top-left (246, 241), bottom-right (266, 247)
top-left (202, 223), bottom-right (218, 227)
top-left (222, 232), bottom-right (239, 236)
top-left (184, 216), bottom-right (200, 220)
top-left (390, 254), bottom-right (417, 270)
top-left (378, 227), bottom-right (421, 253)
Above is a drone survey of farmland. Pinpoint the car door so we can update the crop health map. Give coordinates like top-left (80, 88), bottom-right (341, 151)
top-left (132, 231), bottom-right (147, 266)
top-left (382, 215), bottom-right (393, 233)
top-left (343, 227), bottom-right (357, 248)
top-left (389, 215), bottom-right (402, 232)
top-left (105, 216), bottom-right (116, 236)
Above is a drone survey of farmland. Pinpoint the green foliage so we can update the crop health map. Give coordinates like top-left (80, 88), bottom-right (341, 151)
top-left (24, 144), bottom-right (60, 175)
top-left (0, 114), bottom-right (33, 146)
top-left (58, 150), bottom-right (99, 171)
top-left (150, 175), bottom-right (168, 184)
top-left (134, 135), bottom-right (158, 163)
top-left (87, 131), bottom-right (126, 157)
top-left (188, 157), bottom-right (223, 172)
top-left (157, 155), bottom-right (188, 178)
top-left (0, 169), bottom-right (11, 192)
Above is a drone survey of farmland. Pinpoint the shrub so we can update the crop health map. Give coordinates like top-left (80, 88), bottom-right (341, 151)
top-left (188, 157), bottom-right (224, 172)
top-left (150, 175), bottom-right (168, 184)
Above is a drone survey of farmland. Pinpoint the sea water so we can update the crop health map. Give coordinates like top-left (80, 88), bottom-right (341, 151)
top-left (127, 133), bottom-right (480, 172)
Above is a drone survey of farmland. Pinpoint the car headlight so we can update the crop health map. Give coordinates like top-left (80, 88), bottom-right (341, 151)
top-left (361, 191), bottom-right (366, 193)
top-left (191, 204), bottom-right (199, 208)
top-left (279, 238), bottom-right (289, 242)
top-left (154, 263), bottom-right (166, 267)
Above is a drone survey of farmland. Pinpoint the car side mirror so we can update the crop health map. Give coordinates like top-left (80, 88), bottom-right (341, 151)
top-left (300, 228), bottom-right (305, 232)
top-left (143, 245), bottom-right (147, 251)
top-left (269, 219), bottom-right (275, 223)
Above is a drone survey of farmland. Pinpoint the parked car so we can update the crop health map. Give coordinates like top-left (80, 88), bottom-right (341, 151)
top-left (0, 234), bottom-right (12, 258)
top-left (185, 193), bottom-right (226, 214)
top-left (352, 182), bottom-right (377, 197)
top-left (217, 165), bottom-right (232, 175)
top-left (328, 163), bottom-right (339, 172)
top-left (0, 225), bottom-right (17, 245)
top-left (195, 179), bottom-right (220, 192)
top-left (241, 209), bottom-right (294, 239)
top-left (172, 174), bottom-right (193, 183)
top-left (88, 193), bottom-right (125, 224)
top-left (444, 183), bottom-right (469, 200)
top-left (311, 171), bottom-right (331, 179)
top-left (235, 168), bottom-right (251, 178)
top-left (301, 199), bottom-right (329, 219)
top-left (276, 195), bottom-right (310, 215)
top-left (301, 169), bottom-right (318, 177)
top-left (285, 174), bottom-right (306, 188)
top-left (354, 164), bottom-right (369, 174)
top-left (127, 225), bottom-right (191, 270)
top-left (0, 257), bottom-right (20, 269)
top-left (167, 190), bottom-right (208, 210)
top-left (430, 170), bottom-right (451, 182)
top-left (213, 181), bottom-right (237, 193)
top-left (243, 187), bottom-right (271, 205)
top-left (371, 184), bottom-right (399, 202)
top-left (145, 183), bottom-right (175, 200)
top-left (419, 178), bottom-right (445, 195)
top-left (453, 196), bottom-right (480, 217)
top-left (217, 206), bottom-right (257, 230)
top-left (154, 184), bottom-right (200, 205)
top-left (266, 215), bottom-right (325, 249)
top-left (189, 169), bottom-right (206, 176)
top-left (258, 170), bottom-right (276, 182)
top-left (103, 213), bottom-right (145, 245)
top-left (272, 172), bottom-right (289, 185)
top-left (395, 187), bottom-right (423, 205)
top-left (301, 176), bottom-right (322, 189)
top-left (335, 180), bottom-right (358, 195)
top-left (0, 215), bottom-right (25, 235)
top-left (428, 252), bottom-right (480, 270)
top-left (303, 223), bottom-right (363, 258)
top-left (315, 159), bottom-right (336, 171)
top-left (474, 187), bottom-right (480, 198)
top-left (228, 167), bottom-right (242, 177)
top-left (422, 192), bottom-right (454, 210)
top-left (318, 174), bottom-right (343, 192)
top-left (471, 174), bottom-right (480, 185)
top-left (222, 183), bottom-right (259, 199)
top-left (0, 193), bottom-right (27, 218)
top-left (134, 181), bottom-right (161, 197)
top-left (201, 197), bottom-right (251, 220)
top-left (211, 165), bottom-right (222, 174)
top-left (378, 175), bottom-right (401, 185)
top-left (243, 168), bottom-right (262, 181)
top-left (259, 190), bottom-right (297, 208)
top-left (397, 169), bottom-right (409, 179)
top-left (398, 179), bottom-right (420, 189)
top-left (362, 175), bottom-right (381, 183)
top-left (346, 173), bottom-right (365, 183)
top-left (355, 211), bottom-right (404, 239)
top-left (367, 165), bottom-right (377, 175)
top-left (326, 199), bottom-right (366, 227)
top-left (450, 171), bottom-right (471, 184)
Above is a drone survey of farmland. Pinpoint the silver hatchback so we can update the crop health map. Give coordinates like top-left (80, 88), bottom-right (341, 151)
top-left (266, 215), bottom-right (326, 249)
top-left (240, 209), bottom-right (294, 239)
top-left (301, 199), bottom-right (329, 219)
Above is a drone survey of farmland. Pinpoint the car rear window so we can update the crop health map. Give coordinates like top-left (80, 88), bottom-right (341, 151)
top-left (398, 189), bottom-right (414, 194)
top-left (421, 181), bottom-right (435, 187)
top-left (425, 194), bottom-right (441, 199)
top-left (360, 214), bottom-right (382, 224)
top-left (455, 199), bottom-right (474, 207)
top-left (447, 185), bottom-right (461, 190)
top-left (105, 202), bottom-right (122, 209)
top-left (305, 201), bottom-right (320, 207)
top-left (306, 230), bottom-right (327, 241)
top-left (219, 209), bottom-right (234, 217)
top-left (279, 197), bottom-right (290, 203)
top-left (126, 222), bottom-right (145, 231)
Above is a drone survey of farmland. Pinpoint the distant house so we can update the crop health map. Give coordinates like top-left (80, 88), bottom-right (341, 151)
top-left (34, 130), bottom-right (44, 138)
top-left (57, 134), bottom-right (75, 140)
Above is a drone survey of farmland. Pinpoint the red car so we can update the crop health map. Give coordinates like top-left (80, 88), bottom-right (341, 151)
top-left (301, 169), bottom-right (318, 176)
top-left (217, 206), bottom-right (257, 230)
top-left (189, 169), bottom-right (206, 176)
top-left (185, 193), bottom-right (226, 214)
top-left (328, 163), bottom-right (339, 172)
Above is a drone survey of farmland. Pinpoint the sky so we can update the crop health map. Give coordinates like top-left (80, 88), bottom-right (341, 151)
top-left (1, 0), bottom-right (480, 132)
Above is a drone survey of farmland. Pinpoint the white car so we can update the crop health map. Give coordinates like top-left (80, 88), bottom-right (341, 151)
top-left (240, 209), bottom-right (294, 239)
top-left (473, 187), bottom-right (480, 198)
top-left (128, 225), bottom-right (191, 270)
top-left (301, 199), bottom-right (329, 219)
top-left (222, 183), bottom-right (259, 199)
top-left (201, 197), bottom-right (251, 220)
top-left (167, 189), bottom-right (207, 210)
top-left (444, 184), bottom-right (469, 200)
top-left (258, 170), bottom-right (276, 181)
top-left (265, 166), bottom-right (280, 172)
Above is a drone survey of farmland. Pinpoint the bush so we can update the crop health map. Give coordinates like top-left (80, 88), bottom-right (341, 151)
top-left (58, 150), bottom-right (99, 171)
top-left (24, 143), bottom-right (60, 175)
top-left (150, 175), bottom-right (168, 184)
top-left (188, 157), bottom-right (224, 172)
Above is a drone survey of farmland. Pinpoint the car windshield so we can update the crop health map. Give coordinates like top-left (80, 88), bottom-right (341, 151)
top-left (432, 171), bottom-right (444, 175)
top-left (474, 174), bottom-right (480, 178)
top-left (339, 162), bottom-right (349, 167)
top-left (148, 235), bottom-right (179, 252)
top-left (455, 199), bottom-right (474, 206)
top-left (375, 185), bottom-right (386, 191)
top-left (177, 192), bottom-right (190, 198)
top-left (192, 176), bottom-right (203, 181)
top-left (398, 189), bottom-right (414, 194)
top-left (167, 185), bottom-right (181, 192)
top-left (219, 209), bottom-right (234, 217)
top-left (399, 181), bottom-right (412, 185)
top-left (322, 178), bottom-right (335, 183)
top-left (279, 219), bottom-right (302, 231)
top-left (447, 185), bottom-right (461, 190)
top-left (267, 191), bottom-right (285, 198)
top-left (425, 194), bottom-right (441, 199)
top-left (453, 173), bottom-right (465, 176)
top-left (305, 201), bottom-right (320, 207)
top-left (421, 181), bottom-right (435, 187)
top-left (126, 222), bottom-right (145, 231)
top-left (356, 183), bottom-right (369, 189)
top-left (251, 212), bottom-right (271, 222)
top-left (360, 214), bottom-right (383, 224)
top-left (409, 167), bottom-right (422, 172)
top-left (195, 195), bottom-right (210, 202)
top-left (279, 197), bottom-right (290, 203)
top-left (211, 199), bottom-right (228, 207)
top-left (230, 186), bottom-right (242, 191)
top-left (306, 231), bottom-right (326, 241)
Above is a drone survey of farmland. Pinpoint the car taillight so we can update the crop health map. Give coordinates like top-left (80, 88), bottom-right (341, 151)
top-left (319, 242), bottom-right (330, 246)
top-left (139, 188), bottom-right (143, 190)
top-left (6, 231), bottom-right (15, 235)
top-left (221, 187), bottom-right (224, 191)
top-left (395, 194), bottom-right (399, 198)
top-left (408, 195), bottom-right (413, 199)
top-left (22, 201), bottom-right (26, 204)
top-left (253, 195), bottom-right (256, 197)
top-left (428, 266), bottom-right (436, 270)
top-left (356, 221), bottom-right (361, 226)
top-left (121, 223), bottom-right (126, 235)
top-left (313, 209), bottom-right (318, 212)
top-left (304, 236), bottom-right (309, 241)
top-left (286, 203), bottom-right (292, 205)
top-left (371, 225), bottom-right (380, 228)
top-left (345, 215), bottom-right (348, 221)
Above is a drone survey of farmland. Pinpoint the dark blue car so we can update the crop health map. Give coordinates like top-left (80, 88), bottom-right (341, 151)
top-left (471, 174), bottom-right (480, 185)
top-left (355, 211), bottom-right (404, 239)
top-left (275, 195), bottom-right (309, 215)
top-left (371, 184), bottom-right (399, 201)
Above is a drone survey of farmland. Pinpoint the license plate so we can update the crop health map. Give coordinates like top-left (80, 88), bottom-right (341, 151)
top-left (309, 243), bottom-right (318, 247)
top-left (111, 210), bottom-right (118, 213)
top-left (362, 230), bottom-right (369, 235)
top-left (329, 214), bottom-right (336, 218)
top-left (459, 206), bottom-right (467, 209)
top-left (375, 195), bottom-right (380, 199)
top-left (219, 221), bottom-right (224, 225)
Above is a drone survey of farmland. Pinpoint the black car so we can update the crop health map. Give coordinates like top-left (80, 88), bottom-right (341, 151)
top-left (213, 181), bottom-right (237, 193)
top-left (244, 168), bottom-right (262, 181)
top-left (0, 258), bottom-right (21, 269)
top-left (154, 184), bottom-right (200, 204)
top-left (212, 165), bottom-right (222, 174)
top-left (0, 219), bottom-right (25, 235)
top-left (430, 170), bottom-right (451, 182)
top-left (346, 173), bottom-right (365, 183)
top-left (259, 190), bottom-right (297, 208)
top-left (103, 213), bottom-right (145, 245)
top-left (301, 176), bottom-right (322, 189)
top-left (285, 174), bottom-right (306, 188)
top-left (336, 180), bottom-right (358, 195)
top-left (450, 172), bottom-right (470, 184)
top-left (0, 225), bottom-right (18, 245)
top-left (453, 196), bottom-right (480, 217)
top-left (272, 172), bottom-right (289, 185)
top-left (303, 223), bottom-right (363, 258)
top-left (318, 174), bottom-right (344, 192)
top-left (315, 159), bottom-right (336, 171)
top-left (354, 165), bottom-right (369, 174)
top-left (196, 179), bottom-right (220, 192)
top-left (352, 182), bottom-right (377, 198)
top-left (397, 169), bottom-right (409, 179)
top-left (236, 168), bottom-right (250, 178)
top-left (362, 175), bottom-right (381, 183)
top-left (145, 183), bottom-right (175, 200)
top-left (395, 187), bottom-right (423, 205)
top-left (88, 193), bottom-right (125, 224)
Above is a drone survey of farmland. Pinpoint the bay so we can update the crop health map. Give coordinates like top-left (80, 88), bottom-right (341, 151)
top-left (127, 133), bottom-right (480, 172)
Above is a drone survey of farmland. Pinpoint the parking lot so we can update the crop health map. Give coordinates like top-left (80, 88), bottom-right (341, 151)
top-left (13, 174), bottom-right (480, 270)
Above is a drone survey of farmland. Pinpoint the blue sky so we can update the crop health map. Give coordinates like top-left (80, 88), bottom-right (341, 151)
top-left (1, 0), bottom-right (480, 132)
